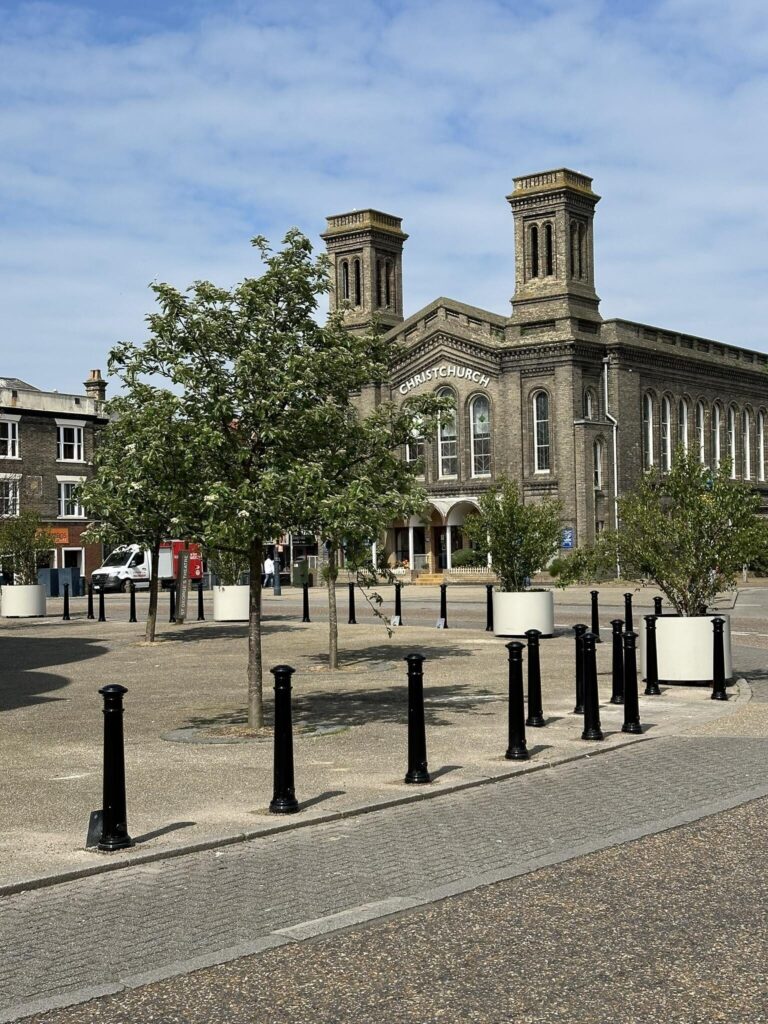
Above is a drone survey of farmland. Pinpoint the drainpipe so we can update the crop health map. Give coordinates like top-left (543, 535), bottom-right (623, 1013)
top-left (603, 355), bottom-right (620, 578)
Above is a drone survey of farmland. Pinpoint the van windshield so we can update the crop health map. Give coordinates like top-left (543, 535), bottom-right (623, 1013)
top-left (102, 550), bottom-right (131, 568)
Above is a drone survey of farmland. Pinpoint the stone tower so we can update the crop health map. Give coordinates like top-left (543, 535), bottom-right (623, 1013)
top-left (506, 169), bottom-right (602, 336)
top-left (321, 209), bottom-right (407, 332)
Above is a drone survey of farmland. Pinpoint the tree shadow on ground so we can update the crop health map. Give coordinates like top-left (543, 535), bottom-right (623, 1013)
top-left (305, 641), bottom-right (472, 670)
top-left (0, 636), bottom-right (109, 712)
top-left (151, 620), bottom-right (295, 644)
top-left (184, 681), bottom-right (501, 732)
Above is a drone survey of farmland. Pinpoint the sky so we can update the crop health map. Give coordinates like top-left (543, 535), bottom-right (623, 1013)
top-left (1, 0), bottom-right (768, 395)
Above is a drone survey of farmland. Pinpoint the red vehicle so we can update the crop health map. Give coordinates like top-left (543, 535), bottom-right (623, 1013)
top-left (91, 541), bottom-right (203, 592)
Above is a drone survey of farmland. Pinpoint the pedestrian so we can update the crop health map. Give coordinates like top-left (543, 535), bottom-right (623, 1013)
top-left (262, 554), bottom-right (275, 588)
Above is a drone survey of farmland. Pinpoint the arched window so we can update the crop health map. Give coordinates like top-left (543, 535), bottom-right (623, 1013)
top-left (578, 223), bottom-right (586, 278)
top-left (353, 259), bottom-right (361, 306)
top-left (405, 418), bottom-right (425, 474)
top-left (544, 223), bottom-right (553, 276)
top-left (437, 388), bottom-right (457, 478)
top-left (661, 396), bottom-right (672, 471)
top-left (728, 406), bottom-right (737, 477)
top-left (470, 396), bottom-right (491, 477)
top-left (696, 401), bottom-right (706, 465)
top-left (570, 222), bottom-right (579, 277)
top-left (376, 259), bottom-right (383, 307)
top-left (385, 260), bottom-right (393, 308)
top-left (530, 226), bottom-right (539, 279)
top-left (742, 410), bottom-right (751, 480)
top-left (642, 393), bottom-right (654, 469)
top-left (533, 391), bottom-right (550, 472)
top-left (711, 404), bottom-right (721, 469)
top-left (678, 399), bottom-right (689, 453)
top-left (340, 260), bottom-right (350, 302)
top-left (759, 411), bottom-right (766, 482)
top-left (593, 439), bottom-right (604, 489)
top-left (583, 389), bottom-right (594, 420)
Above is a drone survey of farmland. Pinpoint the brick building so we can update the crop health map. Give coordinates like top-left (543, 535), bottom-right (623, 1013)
top-left (0, 370), bottom-right (109, 578)
top-left (321, 169), bottom-right (768, 573)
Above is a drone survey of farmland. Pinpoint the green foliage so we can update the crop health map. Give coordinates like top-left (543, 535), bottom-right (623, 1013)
top-left (463, 478), bottom-right (563, 592)
top-left (450, 547), bottom-right (488, 568)
top-left (552, 539), bottom-right (618, 587)
top-left (558, 447), bottom-right (768, 615)
top-left (207, 548), bottom-right (247, 587)
top-left (0, 511), bottom-right (56, 585)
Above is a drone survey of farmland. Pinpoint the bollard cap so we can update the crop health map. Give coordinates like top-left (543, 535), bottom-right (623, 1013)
top-left (622, 630), bottom-right (638, 646)
top-left (506, 641), bottom-right (524, 655)
top-left (573, 623), bottom-right (588, 635)
top-left (610, 618), bottom-right (624, 629)
top-left (99, 684), bottom-right (128, 697)
top-left (644, 614), bottom-right (657, 626)
top-left (711, 617), bottom-right (725, 631)
top-left (270, 664), bottom-right (296, 678)
top-left (582, 631), bottom-right (597, 647)
top-left (590, 590), bottom-right (599, 597)
top-left (405, 652), bottom-right (425, 664)
top-left (525, 628), bottom-right (541, 639)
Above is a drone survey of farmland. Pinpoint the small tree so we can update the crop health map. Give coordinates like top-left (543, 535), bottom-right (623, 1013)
top-left (557, 447), bottom-right (768, 615)
top-left (78, 388), bottom-right (201, 642)
top-left (463, 478), bottom-right (563, 592)
top-left (0, 511), bottom-right (56, 585)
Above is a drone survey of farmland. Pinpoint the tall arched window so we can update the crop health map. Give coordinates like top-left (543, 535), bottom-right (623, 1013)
top-left (696, 401), bottom-right (706, 464)
top-left (353, 259), bottom-right (362, 306)
top-left (570, 222), bottom-right (579, 277)
top-left (437, 388), bottom-right (457, 478)
top-left (711, 404), bottom-right (721, 469)
top-left (583, 389), bottom-right (594, 420)
top-left (642, 393), bottom-right (654, 469)
top-left (678, 398), bottom-right (689, 453)
top-left (593, 439), bottom-right (604, 489)
top-left (533, 391), bottom-right (550, 472)
top-left (578, 223), bottom-right (586, 278)
top-left (661, 396), bottom-right (672, 471)
top-left (406, 418), bottom-right (424, 471)
top-left (742, 410), bottom-right (751, 480)
top-left (470, 396), bottom-right (491, 477)
top-left (340, 260), bottom-right (350, 302)
top-left (544, 223), bottom-right (553, 276)
top-left (384, 260), bottom-right (393, 308)
top-left (759, 412), bottom-right (766, 482)
top-left (728, 406), bottom-right (737, 477)
top-left (530, 226), bottom-right (539, 279)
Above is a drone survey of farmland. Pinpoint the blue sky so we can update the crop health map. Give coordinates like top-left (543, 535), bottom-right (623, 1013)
top-left (2, 0), bottom-right (768, 394)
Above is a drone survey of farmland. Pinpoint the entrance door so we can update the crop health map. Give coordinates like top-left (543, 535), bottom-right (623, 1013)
top-left (432, 527), bottom-right (447, 570)
top-left (62, 548), bottom-right (83, 572)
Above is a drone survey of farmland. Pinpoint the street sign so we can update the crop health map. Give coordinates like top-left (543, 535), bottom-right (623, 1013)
top-left (176, 549), bottom-right (191, 623)
top-left (561, 528), bottom-right (574, 550)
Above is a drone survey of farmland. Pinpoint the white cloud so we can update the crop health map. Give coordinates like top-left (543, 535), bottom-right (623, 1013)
top-left (1, 0), bottom-right (767, 393)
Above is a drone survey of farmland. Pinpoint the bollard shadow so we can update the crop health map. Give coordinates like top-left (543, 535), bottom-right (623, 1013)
top-left (299, 790), bottom-right (345, 811)
top-left (0, 636), bottom-right (108, 712)
top-left (430, 764), bottom-right (462, 781)
top-left (132, 821), bottom-right (197, 845)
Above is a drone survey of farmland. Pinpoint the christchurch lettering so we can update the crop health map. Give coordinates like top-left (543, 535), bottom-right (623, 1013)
top-left (398, 364), bottom-right (491, 395)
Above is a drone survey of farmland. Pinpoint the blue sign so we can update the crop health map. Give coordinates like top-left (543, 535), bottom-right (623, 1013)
top-left (561, 528), bottom-right (574, 550)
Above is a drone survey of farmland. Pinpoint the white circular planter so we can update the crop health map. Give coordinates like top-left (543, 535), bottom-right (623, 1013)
top-left (1, 584), bottom-right (47, 618)
top-left (212, 585), bottom-right (250, 622)
top-left (493, 590), bottom-right (554, 638)
top-left (640, 613), bottom-right (732, 683)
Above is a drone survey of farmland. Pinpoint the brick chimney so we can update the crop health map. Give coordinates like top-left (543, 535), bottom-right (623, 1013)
top-left (83, 369), bottom-right (107, 401)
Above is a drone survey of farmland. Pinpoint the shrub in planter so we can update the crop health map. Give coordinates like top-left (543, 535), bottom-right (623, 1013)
top-left (464, 478), bottom-right (563, 636)
top-left (0, 511), bottom-right (56, 617)
top-left (207, 548), bottom-right (250, 621)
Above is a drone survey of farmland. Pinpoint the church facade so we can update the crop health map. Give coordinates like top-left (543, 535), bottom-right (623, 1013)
top-left (321, 169), bottom-right (768, 573)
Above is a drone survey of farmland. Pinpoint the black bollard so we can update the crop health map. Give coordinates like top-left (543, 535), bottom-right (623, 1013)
top-left (197, 580), bottom-right (205, 622)
top-left (610, 619), bottom-right (624, 705)
top-left (581, 632), bottom-right (604, 741)
top-left (301, 582), bottom-right (311, 623)
top-left (525, 629), bottom-right (545, 727)
top-left (624, 592), bottom-right (634, 634)
top-left (98, 587), bottom-right (106, 623)
top-left (97, 684), bottom-right (133, 851)
top-left (485, 583), bottom-right (494, 632)
top-left (404, 653), bottom-right (430, 783)
top-left (439, 582), bottom-right (448, 629)
top-left (590, 590), bottom-right (602, 643)
top-left (572, 623), bottom-right (588, 714)
top-left (87, 581), bottom-right (95, 620)
top-left (644, 615), bottom-right (661, 695)
top-left (621, 631), bottom-right (642, 734)
top-left (168, 583), bottom-right (176, 623)
top-left (653, 596), bottom-right (663, 616)
top-left (395, 581), bottom-right (403, 625)
top-left (505, 642), bottom-right (529, 760)
top-left (711, 617), bottom-right (728, 701)
top-left (62, 582), bottom-right (71, 621)
top-left (269, 665), bottom-right (299, 813)
top-left (128, 581), bottom-right (137, 623)
top-left (348, 582), bottom-right (357, 625)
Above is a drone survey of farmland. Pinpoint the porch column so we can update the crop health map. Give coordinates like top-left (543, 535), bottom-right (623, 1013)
top-left (487, 532), bottom-right (492, 567)
top-left (408, 526), bottom-right (415, 568)
top-left (446, 525), bottom-right (453, 570)
top-left (371, 541), bottom-right (377, 567)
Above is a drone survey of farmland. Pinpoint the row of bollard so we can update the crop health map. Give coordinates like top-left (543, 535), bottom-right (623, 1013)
top-left (76, 581), bottom-right (208, 624)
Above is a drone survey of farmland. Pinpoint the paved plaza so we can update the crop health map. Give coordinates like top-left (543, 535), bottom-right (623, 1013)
top-left (1, 583), bottom-right (768, 1021)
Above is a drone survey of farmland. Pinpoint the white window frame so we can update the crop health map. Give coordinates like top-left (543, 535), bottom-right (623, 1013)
top-left (405, 420), bottom-right (425, 478)
top-left (728, 407), bottom-right (737, 478)
top-left (678, 399), bottom-right (689, 453)
top-left (437, 389), bottom-right (458, 480)
top-left (583, 389), bottom-right (594, 420)
top-left (661, 396), bottom-right (672, 471)
top-left (742, 410), bottom-right (751, 480)
top-left (0, 472), bottom-right (21, 517)
top-left (57, 475), bottom-right (86, 519)
top-left (593, 439), bottom-right (603, 489)
top-left (712, 404), bottom-right (721, 469)
top-left (696, 401), bottom-right (706, 465)
top-left (643, 394), bottom-right (654, 469)
top-left (0, 415), bottom-right (21, 459)
top-left (470, 395), bottom-right (491, 478)
top-left (533, 391), bottom-right (550, 473)
top-left (56, 419), bottom-right (86, 463)
top-left (759, 411), bottom-right (765, 482)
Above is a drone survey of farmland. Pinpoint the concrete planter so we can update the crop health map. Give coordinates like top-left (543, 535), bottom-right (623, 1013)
top-left (212, 585), bottom-right (250, 622)
top-left (1, 583), bottom-right (47, 618)
top-left (493, 590), bottom-right (554, 638)
top-left (640, 613), bottom-right (732, 683)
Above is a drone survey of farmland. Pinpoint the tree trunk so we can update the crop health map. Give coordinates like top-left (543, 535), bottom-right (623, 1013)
top-left (145, 542), bottom-right (161, 643)
top-left (327, 545), bottom-right (339, 670)
top-left (248, 539), bottom-right (264, 729)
